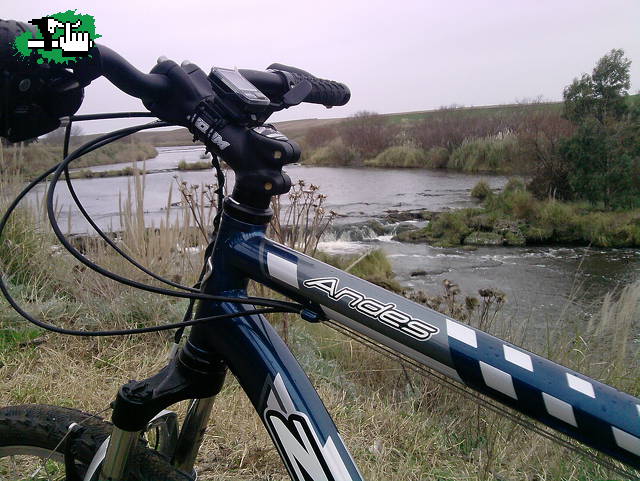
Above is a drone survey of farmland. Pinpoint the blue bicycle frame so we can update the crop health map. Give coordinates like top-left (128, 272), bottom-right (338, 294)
top-left (182, 207), bottom-right (640, 480)
top-left (3, 30), bottom-right (635, 479)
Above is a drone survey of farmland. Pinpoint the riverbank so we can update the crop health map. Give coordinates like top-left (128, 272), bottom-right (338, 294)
top-left (0, 140), bottom-right (157, 178)
top-left (301, 102), bottom-right (569, 174)
top-left (396, 179), bottom-right (640, 248)
top-left (300, 94), bottom-right (639, 179)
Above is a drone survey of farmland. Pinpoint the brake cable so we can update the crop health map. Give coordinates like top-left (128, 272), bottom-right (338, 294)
top-left (62, 112), bottom-right (200, 292)
top-left (44, 121), bottom-right (301, 310)
top-left (0, 160), bottom-right (289, 337)
top-left (0, 121), bottom-right (303, 337)
top-left (58, 115), bottom-right (250, 343)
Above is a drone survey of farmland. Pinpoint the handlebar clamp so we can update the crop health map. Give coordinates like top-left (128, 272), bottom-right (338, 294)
top-left (187, 100), bottom-right (229, 151)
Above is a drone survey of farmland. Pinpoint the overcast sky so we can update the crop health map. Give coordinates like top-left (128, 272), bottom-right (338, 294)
top-left (4, 0), bottom-right (640, 134)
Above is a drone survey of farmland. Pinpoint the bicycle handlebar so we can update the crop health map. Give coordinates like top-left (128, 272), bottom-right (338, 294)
top-left (268, 63), bottom-right (351, 107)
top-left (93, 45), bottom-right (171, 101)
top-left (0, 20), bottom-right (350, 204)
top-left (1, 17), bottom-right (350, 142)
top-left (86, 45), bottom-right (351, 111)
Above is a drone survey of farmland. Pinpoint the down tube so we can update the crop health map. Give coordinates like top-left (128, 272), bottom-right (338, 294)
top-left (194, 303), bottom-right (364, 481)
top-left (241, 238), bottom-right (640, 470)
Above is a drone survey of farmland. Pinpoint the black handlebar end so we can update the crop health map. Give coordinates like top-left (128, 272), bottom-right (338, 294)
top-left (267, 63), bottom-right (350, 107)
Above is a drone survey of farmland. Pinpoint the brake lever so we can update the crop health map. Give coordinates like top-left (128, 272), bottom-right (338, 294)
top-left (282, 80), bottom-right (312, 107)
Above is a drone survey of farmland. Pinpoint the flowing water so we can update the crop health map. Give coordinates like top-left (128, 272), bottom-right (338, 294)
top-left (32, 145), bottom-right (640, 330)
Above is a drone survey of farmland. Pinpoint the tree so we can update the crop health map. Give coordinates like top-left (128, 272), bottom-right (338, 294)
top-left (563, 49), bottom-right (631, 124)
top-left (562, 118), bottom-right (640, 209)
top-left (560, 49), bottom-right (639, 209)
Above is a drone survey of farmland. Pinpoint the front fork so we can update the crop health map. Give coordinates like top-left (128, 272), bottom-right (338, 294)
top-left (173, 396), bottom-right (216, 473)
top-left (97, 342), bottom-right (227, 481)
top-left (98, 397), bottom-right (215, 481)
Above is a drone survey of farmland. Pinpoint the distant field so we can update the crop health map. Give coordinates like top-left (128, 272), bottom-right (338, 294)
top-left (126, 117), bottom-right (346, 147)
top-left (69, 101), bottom-right (564, 149)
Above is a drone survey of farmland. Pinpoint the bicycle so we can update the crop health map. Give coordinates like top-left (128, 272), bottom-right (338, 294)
top-left (1, 19), bottom-right (639, 481)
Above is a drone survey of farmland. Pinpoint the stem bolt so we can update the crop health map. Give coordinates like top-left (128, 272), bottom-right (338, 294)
top-left (18, 78), bottom-right (31, 92)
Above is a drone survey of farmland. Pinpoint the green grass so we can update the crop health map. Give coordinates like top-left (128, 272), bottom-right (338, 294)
top-left (365, 145), bottom-right (429, 168)
top-left (378, 101), bottom-right (562, 124)
top-left (177, 159), bottom-right (212, 171)
top-left (0, 328), bottom-right (42, 353)
top-left (68, 166), bottom-right (144, 179)
top-left (399, 181), bottom-right (640, 247)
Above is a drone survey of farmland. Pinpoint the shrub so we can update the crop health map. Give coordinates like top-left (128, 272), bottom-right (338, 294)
top-left (426, 211), bottom-right (473, 246)
top-left (177, 160), bottom-right (211, 171)
top-left (517, 107), bottom-right (574, 199)
top-left (580, 212), bottom-right (640, 247)
top-left (305, 137), bottom-right (360, 166)
top-left (407, 107), bottom-right (515, 152)
top-left (365, 145), bottom-right (428, 168)
top-left (1, 141), bottom-right (157, 179)
top-left (507, 190), bottom-right (538, 221)
top-left (470, 180), bottom-right (492, 200)
top-left (304, 124), bottom-right (338, 150)
top-left (340, 111), bottom-right (399, 158)
top-left (448, 135), bottom-right (520, 173)
top-left (536, 200), bottom-right (581, 243)
top-left (561, 118), bottom-right (640, 210)
top-left (316, 249), bottom-right (403, 292)
top-left (425, 146), bottom-right (450, 168)
top-left (503, 177), bottom-right (526, 193)
top-left (485, 187), bottom-right (537, 221)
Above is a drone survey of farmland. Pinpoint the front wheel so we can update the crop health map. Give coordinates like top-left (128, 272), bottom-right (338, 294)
top-left (0, 404), bottom-right (191, 481)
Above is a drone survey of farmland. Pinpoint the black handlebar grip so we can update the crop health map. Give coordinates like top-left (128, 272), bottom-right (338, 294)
top-left (0, 19), bottom-right (38, 70)
top-left (297, 74), bottom-right (350, 107)
top-left (268, 63), bottom-right (350, 107)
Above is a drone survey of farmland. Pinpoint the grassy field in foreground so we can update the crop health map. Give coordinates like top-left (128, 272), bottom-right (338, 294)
top-left (0, 169), bottom-right (638, 480)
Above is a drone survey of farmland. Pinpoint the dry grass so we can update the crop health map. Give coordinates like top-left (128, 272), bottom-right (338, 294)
top-left (0, 162), bottom-right (638, 480)
top-left (177, 160), bottom-right (213, 171)
top-left (0, 139), bottom-right (157, 179)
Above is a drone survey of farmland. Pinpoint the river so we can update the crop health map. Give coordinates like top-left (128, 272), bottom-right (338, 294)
top-left (32, 146), bottom-right (640, 332)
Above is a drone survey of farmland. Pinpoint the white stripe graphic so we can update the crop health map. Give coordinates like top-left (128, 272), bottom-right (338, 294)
top-left (479, 361), bottom-right (517, 400)
top-left (446, 319), bottom-right (477, 348)
top-left (503, 345), bottom-right (533, 372)
top-left (566, 373), bottom-right (595, 399)
top-left (612, 426), bottom-right (640, 456)
top-left (267, 253), bottom-right (299, 288)
top-left (542, 392), bottom-right (577, 427)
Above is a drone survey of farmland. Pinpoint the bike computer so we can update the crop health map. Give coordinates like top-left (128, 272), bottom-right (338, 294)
top-left (210, 67), bottom-right (270, 107)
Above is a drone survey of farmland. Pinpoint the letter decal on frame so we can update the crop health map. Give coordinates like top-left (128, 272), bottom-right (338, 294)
top-left (263, 374), bottom-right (357, 481)
top-left (303, 277), bottom-right (439, 341)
